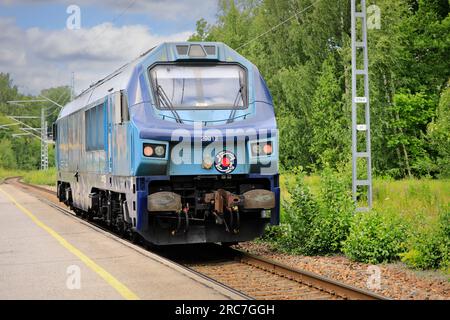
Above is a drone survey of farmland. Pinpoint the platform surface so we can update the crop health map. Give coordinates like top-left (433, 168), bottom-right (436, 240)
top-left (0, 184), bottom-right (242, 300)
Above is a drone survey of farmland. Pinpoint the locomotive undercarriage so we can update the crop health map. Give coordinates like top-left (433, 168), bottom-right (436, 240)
top-left (57, 175), bottom-right (277, 245)
top-left (145, 176), bottom-right (275, 244)
top-left (57, 181), bottom-right (134, 238)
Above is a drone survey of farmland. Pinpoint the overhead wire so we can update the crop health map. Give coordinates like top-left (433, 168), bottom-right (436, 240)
top-left (235, 0), bottom-right (321, 51)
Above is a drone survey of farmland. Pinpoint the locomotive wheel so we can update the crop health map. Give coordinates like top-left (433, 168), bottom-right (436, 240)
top-left (131, 231), bottom-right (140, 244)
top-left (116, 223), bottom-right (126, 239)
top-left (221, 242), bottom-right (238, 247)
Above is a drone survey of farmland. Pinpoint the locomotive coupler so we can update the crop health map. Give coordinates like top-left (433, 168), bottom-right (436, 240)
top-left (204, 190), bottom-right (243, 234)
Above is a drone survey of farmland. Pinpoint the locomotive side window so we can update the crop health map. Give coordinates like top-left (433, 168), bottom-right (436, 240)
top-left (52, 123), bottom-right (57, 142)
top-left (149, 64), bottom-right (247, 110)
top-left (120, 91), bottom-right (129, 123)
top-left (112, 91), bottom-right (130, 124)
top-left (85, 103), bottom-right (105, 151)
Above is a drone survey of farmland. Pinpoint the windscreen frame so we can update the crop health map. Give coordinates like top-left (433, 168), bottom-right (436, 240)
top-left (148, 62), bottom-right (249, 111)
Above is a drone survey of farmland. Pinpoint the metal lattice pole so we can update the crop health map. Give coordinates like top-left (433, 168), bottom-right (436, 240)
top-left (7, 97), bottom-right (61, 171)
top-left (351, 0), bottom-right (372, 211)
top-left (41, 107), bottom-right (49, 171)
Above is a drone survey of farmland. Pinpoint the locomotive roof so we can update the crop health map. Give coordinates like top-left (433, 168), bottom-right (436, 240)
top-left (58, 48), bottom-right (149, 119)
top-left (57, 41), bottom-right (241, 119)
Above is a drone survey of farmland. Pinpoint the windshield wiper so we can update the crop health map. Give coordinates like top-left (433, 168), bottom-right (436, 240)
top-left (156, 85), bottom-right (183, 124)
top-left (226, 84), bottom-right (245, 124)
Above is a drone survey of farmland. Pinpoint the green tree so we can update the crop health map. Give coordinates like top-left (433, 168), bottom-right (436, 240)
top-left (189, 18), bottom-right (212, 41)
top-left (309, 53), bottom-right (350, 167)
top-left (191, 0), bottom-right (450, 177)
top-left (388, 92), bottom-right (435, 177)
top-left (0, 73), bottom-right (19, 104)
top-left (428, 80), bottom-right (450, 177)
top-left (401, 0), bottom-right (450, 93)
top-left (11, 137), bottom-right (40, 170)
top-left (0, 139), bottom-right (17, 169)
top-left (40, 86), bottom-right (71, 134)
top-left (0, 80), bottom-right (69, 170)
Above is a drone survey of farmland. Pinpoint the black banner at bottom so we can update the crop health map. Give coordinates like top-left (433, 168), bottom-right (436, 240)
top-left (1, 300), bottom-right (445, 319)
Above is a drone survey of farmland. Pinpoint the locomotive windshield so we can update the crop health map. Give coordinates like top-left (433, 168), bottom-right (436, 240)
top-left (150, 64), bottom-right (247, 110)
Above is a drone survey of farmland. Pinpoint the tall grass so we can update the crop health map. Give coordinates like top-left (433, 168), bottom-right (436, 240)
top-left (282, 174), bottom-right (449, 219)
top-left (22, 167), bottom-right (57, 186)
top-left (0, 168), bottom-right (24, 183)
top-left (373, 178), bottom-right (449, 223)
top-left (0, 167), bottom-right (56, 186)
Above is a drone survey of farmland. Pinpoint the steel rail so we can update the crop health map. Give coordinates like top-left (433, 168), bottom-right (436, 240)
top-left (228, 248), bottom-right (388, 300)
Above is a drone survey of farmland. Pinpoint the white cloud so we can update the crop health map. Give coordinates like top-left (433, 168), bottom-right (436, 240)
top-left (0, 0), bottom-right (217, 22)
top-left (0, 17), bottom-right (191, 95)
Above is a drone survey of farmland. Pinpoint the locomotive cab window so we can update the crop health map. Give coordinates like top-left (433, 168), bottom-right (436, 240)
top-left (149, 64), bottom-right (247, 110)
top-left (85, 103), bottom-right (105, 151)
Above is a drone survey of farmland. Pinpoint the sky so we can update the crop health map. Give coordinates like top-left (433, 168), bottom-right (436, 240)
top-left (0, 0), bottom-right (218, 96)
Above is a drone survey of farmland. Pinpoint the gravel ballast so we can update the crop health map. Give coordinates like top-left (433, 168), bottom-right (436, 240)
top-left (234, 242), bottom-right (450, 300)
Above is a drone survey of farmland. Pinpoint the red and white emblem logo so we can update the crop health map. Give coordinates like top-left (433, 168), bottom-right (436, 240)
top-left (214, 150), bottom-right (237, 174)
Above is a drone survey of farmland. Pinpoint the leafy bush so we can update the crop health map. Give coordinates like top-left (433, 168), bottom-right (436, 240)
top-left (401, 233), bottom-right (443, 270)
top-left (276, 173), bottom-right (320, 254)
top-left (306, 167), bottom-right (354, 254)
top-left (260, 223), bottom-right (285, 243)
top-left (269, 169), bottom-right (448, 272)
top-left (342, 210), bottom-right (408, 264)
top-left (275, 167), bottom-right (353, 255)
top-left (440, 209), bottom-right (450, 273)
top-left (401, 207), bottom-right (449, 271)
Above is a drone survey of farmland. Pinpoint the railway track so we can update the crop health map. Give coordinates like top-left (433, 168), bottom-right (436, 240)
top-left (4, 177), bottom-right (388, 301)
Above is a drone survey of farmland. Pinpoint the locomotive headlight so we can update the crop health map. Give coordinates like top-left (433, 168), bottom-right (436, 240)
top-left (262, 143), bottom-right (273, 155)
top-left (143, 145), bottom-right (154, 157)
top-left (202, 155), bottom-right (213, 170)
top-left (154, 145), bottom-right (165, 157)
top-left (143, 143), bottom-right (166, 158)
top-left (250, 141), bottom-right (273, 157)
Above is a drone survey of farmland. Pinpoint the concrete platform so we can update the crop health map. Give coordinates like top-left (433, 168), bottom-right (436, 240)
top-left (0, 184), bottom-right (243, 300)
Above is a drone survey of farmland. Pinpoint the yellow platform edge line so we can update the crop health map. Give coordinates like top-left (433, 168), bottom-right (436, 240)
top-left (0, 187), bottom-right (140, 300)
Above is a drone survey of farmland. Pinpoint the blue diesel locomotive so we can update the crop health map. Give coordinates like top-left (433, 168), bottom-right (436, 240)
top-left (55, 42), bottom-right (279, 245)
